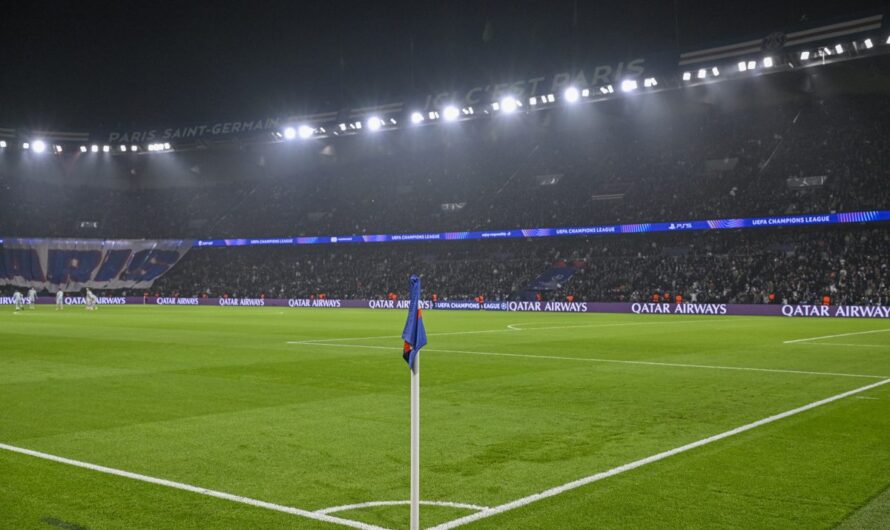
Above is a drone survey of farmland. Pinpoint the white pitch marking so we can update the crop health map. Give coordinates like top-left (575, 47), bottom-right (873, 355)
top-left (316, 500), bottom-right (489, 515)
top-left (290, 318), bottom-right (723, 345)
top-left (293, 342), bottom-right (888, 380)
top-left (784, 328), bottom-right (890, 344)
top-left (429, 378), bottom-right (890, 530)
top-left (855, 396), bottom-right (880, 400)
top-left (802, 342), bottom-right (890, 349)
top-left (0, 443), bottom-right (390, 530)
top-left (503, 319), bottom-right (719, 332)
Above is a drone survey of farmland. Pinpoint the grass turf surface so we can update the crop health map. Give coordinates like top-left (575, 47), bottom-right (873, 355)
top-left (1, 306), bottom-right (889, 529)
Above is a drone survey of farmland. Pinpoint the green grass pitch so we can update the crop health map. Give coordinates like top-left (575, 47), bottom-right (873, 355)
top-left (1, 306), bottom-right (889, 529)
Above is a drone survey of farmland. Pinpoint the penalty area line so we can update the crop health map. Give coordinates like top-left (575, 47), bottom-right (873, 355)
top-left (291, 342), bottom-right (889, 380)
top-left (0, 443), bottom-right (391, 530)
top-left (784, 328), bottom-right (890, 344)
top-left (430, 377), bottom-right (890, 530)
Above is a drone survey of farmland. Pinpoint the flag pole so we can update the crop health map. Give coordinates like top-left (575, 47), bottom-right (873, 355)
top-left (410, 355), bottom-right (420, 530)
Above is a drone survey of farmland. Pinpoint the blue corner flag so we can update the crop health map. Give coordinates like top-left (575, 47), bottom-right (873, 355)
top-left (402, 275), bottom-right (428, 371)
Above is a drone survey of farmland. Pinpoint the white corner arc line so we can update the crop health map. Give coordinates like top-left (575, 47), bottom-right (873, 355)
top-left (429, 378), bottom-right (890, 530)
top-left (290, 342), bottom-right (888, 380)
top-left (784, 328), bottom-right (890, 344)
top-left (0, 443), bottom-right (390, 530)
top-left (316, 500), bottom-right (490, 515)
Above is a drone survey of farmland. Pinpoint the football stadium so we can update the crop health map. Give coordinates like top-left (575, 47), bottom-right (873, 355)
top-left (2, 2), bottom-right (890, 529)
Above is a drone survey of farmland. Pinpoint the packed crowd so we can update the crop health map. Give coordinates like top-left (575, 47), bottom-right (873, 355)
top-left (1, 84), bottom-right (889, 240)
top-left (151, 227), bottom-right (890, 306)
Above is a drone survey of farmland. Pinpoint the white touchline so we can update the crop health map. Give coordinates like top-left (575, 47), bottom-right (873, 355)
top-left (798, 342), bottom-right (890, 349)
top-left (429, 377), bottom-right (890, 530)
top-left (0, 443), bottom-right (391, 530)
top-left (784, 328), bottom-right (890, 344)
top-left (316, 500), bottom-right (490, 515)
top-left (288, 318), bottom-right (723, 345)
top-left (291, 342), bottom-right (888, 380)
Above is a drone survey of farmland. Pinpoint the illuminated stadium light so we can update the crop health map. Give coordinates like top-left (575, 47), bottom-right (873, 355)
top-left (581, 88), bottom-right (590, 97)
top-left (119, 145), bottom-right (128, 152)
top-left (79, 145), bottom-right (87, 153)
top-left (427, 111), bottom-right (439, 120)
top-left (747, 61), bottom-right (756, 70)
top-left (738, 61), bottom-right (748, 72)
top-left (163, 142), bottom-right (171, 150)
top-left (283, 126), bottom-right (297, 140)
top-left (443, 105), bottom-right (460, 121)
top-left (682, 71), bottom-right (692, 81)
top-left (545, 94), bottom-right (556, 103)
top-left (298, 125), bottom-right (314, 139)
top-left (461, 107), bottom-right (474, 115)
top-left (389, 118), bottom-right (397, 125)
top-left (835, 44), bottom-right (844, 54)
top-left (864, 38), bottom-right (874, 49)
top-left (91, 144), bottom-right (99, 153)
top-left (600, 85), bottom-right (614, 94)
top-left (338, 123), bottom-right (348, 131)
top-left (102, 145), bottom-right (110, 153)
top-left (367, 116), bottom-right (383, 131)
top-left (800, 50), bottom-right (811, 61)
top-left (0, 140), bottom-right (6, 148)
top-left (22, 142), bottom-right (30, 150)
top-left (697, 69), bottom-right (707, 79)
top-left (131, 145), bottom-right (138, 152)
top-left (887, 36), bottom-right (890, 45)
top-left (353, 120), bottom-right (362, 129)
top-left (563, 86), bottom-right (580, 103)
top-left (711, 67), bottom-right (720, 76)
top-left (763, 56), bottom-right (774, 68)
top-left (410, 112), bottom-right (424, 124)
top-left (32, 140), bottom-right (46, 153)
top-left (620, 79), bottom-right (638, 92)
top-left (643, 77), bottom-right (657, 88)
top-left (528, 96), bottom-right (537, 106)
top-left (53, 145), bottom-right (63, 154)
top-left (499, 96), bottom-right (519, 113)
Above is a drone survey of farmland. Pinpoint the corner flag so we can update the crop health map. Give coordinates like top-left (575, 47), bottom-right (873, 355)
top-left (402, 275), bottom-right (427, 371)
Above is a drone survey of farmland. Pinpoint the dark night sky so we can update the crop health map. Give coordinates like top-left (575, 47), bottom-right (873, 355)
top-left (1, 0), bottom-right (887, 130)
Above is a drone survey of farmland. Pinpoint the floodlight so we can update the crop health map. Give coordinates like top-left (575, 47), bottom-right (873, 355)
top-left (410, 112), bottom-right (424, 124)
top-left (682, 71), bottom-right (692, 81)
top-left (79, 145), bottom-right (87, 153)
top-left (163, 142), bottom-right (171, 150)
top-left (32, 140), bottom-right (46, 153)
top-left (367, 116), bottom-right (383, 131)
top-left (738, 61), bottom-right (748, 72)
top-left (563, 86), bottom-right (580, 103)
top-left (443, 105), bottom-right (460, 121)
top-left (91, 145), bottom-right (99, 153)
top-left (643, 77), bottom-right (657, 88)
top-left (119, 145), bottom-right (128, 152)
top-left (0, 140), bottom-right (6, 148)
top-left (620, 79), bottom-right (638, 92)
top-left (835, 44), bottom-right (844, 54)
top-left (131, 145), bottom-right (138, 152)
top-left (283, 126), bottom-right (297, 140)
top-left (102, 145), bottom-right (110, 153)
top-left (886, 36), bottom-right (890, 45)
top-left (427, 111), bottom-right (439, 120)
top-left (747, 61), bottom-right (756, 70)
top-left (22, 142), bottom-right (30, 150)
top-left (581, 88), bottom-right (590, 97)
top-left (763, 56), bottom-right (774, 68)
top-left (298, 125), bottom-right (314, 139)
top-left (500, 96), bottom-right (518, 113)
top-left (600, 85), bottom-right (614, 94)
top-left (54, 145), bottom-right (63, 154)
top-left (864, 38), bottom-right (873, 49)
top-left (546, 94), bottom-right (556, 103)
top-left (528, 97), bottom-right (538, 106)
top-left (697, 69), bottom-right (707, 79)
top-left (711, 67), bottom-right (720, 76)
top-left (800, 51), bottom-right (810, 61)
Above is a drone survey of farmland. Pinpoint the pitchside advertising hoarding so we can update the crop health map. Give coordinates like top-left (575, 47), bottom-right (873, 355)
top-left (3, 296), bottom-right (889, 319)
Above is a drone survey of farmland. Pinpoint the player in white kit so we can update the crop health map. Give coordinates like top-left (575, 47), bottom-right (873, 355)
top-left (85, 289), bottom-right (99, 310)
top-left (56, 290), bottom-right (64, 310)
top-left (28, 287), bottom-right (37, 309)
top-left (12, 290), bottom-right (24, 312)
